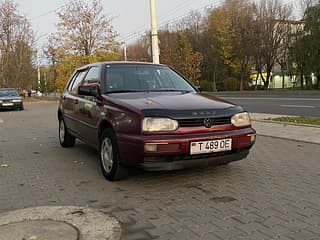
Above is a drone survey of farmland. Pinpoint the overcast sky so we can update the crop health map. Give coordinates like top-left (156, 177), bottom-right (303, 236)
top-left (13, 0), bottom-right (222, 48)
top-left (13, 0), bottom-right (299, 50)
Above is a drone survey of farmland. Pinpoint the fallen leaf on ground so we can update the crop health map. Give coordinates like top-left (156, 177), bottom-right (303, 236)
top-left (1, 164), bottom-right (9, 168)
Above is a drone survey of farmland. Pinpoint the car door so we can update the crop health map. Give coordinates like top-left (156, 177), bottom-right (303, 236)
top-left (61, 69), bottom-right (88, 137)
top-left (76, 66), bottom-right (101, 146)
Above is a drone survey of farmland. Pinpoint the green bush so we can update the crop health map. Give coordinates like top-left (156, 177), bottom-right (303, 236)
top-left (200, 80), bottom-right (214, 91)
top-left (224, 77), bottom-right (238, 91)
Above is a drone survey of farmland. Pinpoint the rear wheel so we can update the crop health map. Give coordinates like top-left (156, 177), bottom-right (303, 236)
top-left (100, 129), bottom-right (127, 181)
top-left (59, 118), bottom-right (75, 147)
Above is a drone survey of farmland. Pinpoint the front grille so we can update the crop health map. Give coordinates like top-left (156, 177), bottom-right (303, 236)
top-left (178, 116), bottom-right (231, 127)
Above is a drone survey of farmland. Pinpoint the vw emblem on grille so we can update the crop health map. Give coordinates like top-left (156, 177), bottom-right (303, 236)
top-left (203, 118), bottom-right (212, 128)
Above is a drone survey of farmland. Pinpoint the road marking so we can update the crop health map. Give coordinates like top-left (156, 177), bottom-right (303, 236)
top-left (222, 97), bottom-right (320, 101)
top-left (280, 105), bottom-right (315, 108)
top-left (0, 118), bottom-right (3, 124)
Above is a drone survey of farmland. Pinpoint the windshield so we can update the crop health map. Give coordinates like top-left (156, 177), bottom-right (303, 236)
top-left (0, 89), bottom-right (19, 97)
top-left (104, 64), bottom-right (196, 94)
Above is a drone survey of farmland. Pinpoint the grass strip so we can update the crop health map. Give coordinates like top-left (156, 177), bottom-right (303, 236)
top-left (269, 116), bottom-right (320, 126)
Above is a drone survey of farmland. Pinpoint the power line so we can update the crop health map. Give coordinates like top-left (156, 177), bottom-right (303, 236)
top-left (119, 0), bottom-right (295, 44)
top-left (30, 4), bottom-right (67, 21)
top-left (119, 0), bottom-right (223, 43)
top-left (119, 0), bottom-right (196, 43)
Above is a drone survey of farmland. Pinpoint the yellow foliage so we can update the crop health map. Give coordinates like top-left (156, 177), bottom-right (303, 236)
top-left (55, 52), bottom-right (119, 93)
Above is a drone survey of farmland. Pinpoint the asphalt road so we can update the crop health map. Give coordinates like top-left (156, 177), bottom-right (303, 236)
top-left (210, 91), bottom-right (320, 117)
top-left (1, 102), bottom-right (320, 240)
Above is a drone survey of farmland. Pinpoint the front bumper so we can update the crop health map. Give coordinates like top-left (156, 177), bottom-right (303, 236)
top-left (118, 126), bottom-right (256, 169)
top-left (0, 102), bottom-right (23, 110)
top-left (140, 148), bottom-right (250, 171)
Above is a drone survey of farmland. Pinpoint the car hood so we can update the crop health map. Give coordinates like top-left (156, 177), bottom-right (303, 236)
top-left (107, 92), bottom-right (244, 118)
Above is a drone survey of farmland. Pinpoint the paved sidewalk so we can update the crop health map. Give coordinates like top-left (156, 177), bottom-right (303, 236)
top-left (1, 103), bottom-right (320, 240)
top-left (250, 113), bottom-right (320, 144)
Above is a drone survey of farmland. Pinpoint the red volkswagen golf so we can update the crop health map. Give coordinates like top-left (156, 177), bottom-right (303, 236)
top-left (58, 62), bottom-right (256, 181)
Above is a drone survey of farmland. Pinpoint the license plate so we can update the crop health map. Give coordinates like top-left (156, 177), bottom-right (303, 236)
top-left (2, 103), bottom-right (14, 106)
top-left (190, 138), bottom-right (232, 155)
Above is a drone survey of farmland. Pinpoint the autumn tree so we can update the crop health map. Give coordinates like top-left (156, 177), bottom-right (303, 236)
top-left (303, 2), bottom-right (320, 88)
top-left (252, 0), bottom-right (292, 89)
top-left (53, 0), bottom-right (118, 56)
top-left (46, 0), bottom-right (119, 92)
top-left (176, 11), bottom-right (203, 51)
top-left (0, 0), bottom-right (36, 89)
top-left (289, 31), bottom-right (309, 89)
top-left (160, 31), bottom-right (203, 84)
top-left (200, 0), bottom-right (256, 91)
top-left (126, 33), bottom-right (151, 62)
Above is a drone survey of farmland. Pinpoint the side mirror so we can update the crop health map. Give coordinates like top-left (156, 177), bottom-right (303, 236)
top-left (78, 85), bottom-right (99, 97)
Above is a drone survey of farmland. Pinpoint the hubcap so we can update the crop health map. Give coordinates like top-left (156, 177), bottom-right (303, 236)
top-left (101, 138), bottom-right (113, 173)
top-left (59, 120), bottom-right (65, 143)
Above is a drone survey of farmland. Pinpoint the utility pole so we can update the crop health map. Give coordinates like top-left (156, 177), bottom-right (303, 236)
top-left (150, 0), bottom-right (160, 64)
top-left (37, 50), bottom-right (41, 92)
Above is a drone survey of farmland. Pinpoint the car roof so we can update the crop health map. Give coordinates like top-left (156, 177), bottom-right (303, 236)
top-left (77, 61), bottom-right (167, 71)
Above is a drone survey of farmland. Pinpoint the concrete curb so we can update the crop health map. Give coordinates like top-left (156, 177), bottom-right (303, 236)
top-left (252, 119), bottom-right (320, 129)
top-left (251, 116), bottom-right (320, 145)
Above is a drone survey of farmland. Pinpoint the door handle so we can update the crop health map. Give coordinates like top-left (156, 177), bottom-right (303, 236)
top-left (75, 99), bottom-right (79, 104)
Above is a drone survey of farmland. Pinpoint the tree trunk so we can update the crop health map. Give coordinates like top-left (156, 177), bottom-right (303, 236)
top-left (265, 71), bottom-right (271, 90)
top-left (282, 70), bottom-right (285, 90)
top-left (300, 73), bottom-right (304, 89)
top-left (240, 72), bottom-right (244, 92)
top-left (259, 70), bottom-right (266, 89)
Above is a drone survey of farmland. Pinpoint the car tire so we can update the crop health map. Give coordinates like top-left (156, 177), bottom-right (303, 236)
top-left (100, 128), bottom-right (128, 181)
top-left (59, 118), bottom-right (76, 148)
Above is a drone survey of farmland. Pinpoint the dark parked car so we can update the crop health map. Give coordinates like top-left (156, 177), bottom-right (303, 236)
top-left (0, 88), bottom-right (24, 111)
top-left (58, 62), bottom-right (256, 181)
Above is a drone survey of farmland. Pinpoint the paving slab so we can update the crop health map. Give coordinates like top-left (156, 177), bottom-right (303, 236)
top-left (1, 101), bottom-right (320, 240)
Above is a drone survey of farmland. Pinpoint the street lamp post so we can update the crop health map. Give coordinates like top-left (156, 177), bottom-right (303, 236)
top-left (121, 42), bottom-right (127, 61)
top-left (149, 0), bottom-right (160, 64)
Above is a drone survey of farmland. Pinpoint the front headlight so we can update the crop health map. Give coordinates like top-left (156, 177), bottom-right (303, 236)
top-left (231, 112), bottom-right (251, 127)
top-left (142, 117), bottom-right (179, 132)
top-left (12, 99), bottom-right (22, 103)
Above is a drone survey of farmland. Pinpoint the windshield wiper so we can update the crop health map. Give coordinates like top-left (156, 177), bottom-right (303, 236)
top-left (106, 90), bottom-right (142, 94)
top-left (147, 89), bottom-right (193, 93)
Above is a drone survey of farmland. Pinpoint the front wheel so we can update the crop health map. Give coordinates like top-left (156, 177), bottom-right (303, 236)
top-left (59, 118), bottom-right (76, 147)
top-left (100, 129), bottom-right (127, 181)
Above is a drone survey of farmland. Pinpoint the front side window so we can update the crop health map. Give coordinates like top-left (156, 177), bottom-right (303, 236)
top-left (82, 67), bottom-right (100, 86)
top-left (68, 70), bottom-right (87, 95)
top-left (104, 65), bottom-right (196, 94)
